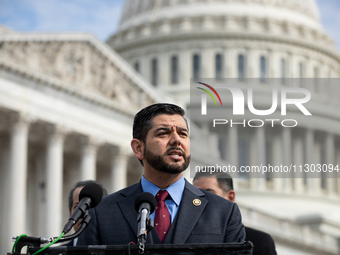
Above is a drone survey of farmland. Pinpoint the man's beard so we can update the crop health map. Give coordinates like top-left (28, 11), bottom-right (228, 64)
top-left (144, 146), bottom-right (190, 174)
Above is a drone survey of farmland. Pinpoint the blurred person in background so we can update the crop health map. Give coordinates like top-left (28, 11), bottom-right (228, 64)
top-left (193, 172), bottom-right (277, 255)
top-left (67, 180), bottom-right (108, 246)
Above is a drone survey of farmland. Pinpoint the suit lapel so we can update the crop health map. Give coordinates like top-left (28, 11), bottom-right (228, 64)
top-left (117, 182), bottom-right (143, 238)
top-left (173, 181), bottom-right (207, 244)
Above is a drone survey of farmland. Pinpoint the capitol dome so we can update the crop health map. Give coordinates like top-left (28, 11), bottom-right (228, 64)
top-left (108, 0), bottom-right (340, 102)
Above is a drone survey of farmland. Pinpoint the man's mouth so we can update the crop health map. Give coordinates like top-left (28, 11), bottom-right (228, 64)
top-left (167, 149), bottom-right (184, 160)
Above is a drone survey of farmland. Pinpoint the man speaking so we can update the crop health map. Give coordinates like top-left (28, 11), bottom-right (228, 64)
top-left (77, 103), bottom-right (245, 245)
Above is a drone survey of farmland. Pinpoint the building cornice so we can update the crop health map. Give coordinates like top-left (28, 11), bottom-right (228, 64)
top-left (112, 30), bottom-right (340, 64)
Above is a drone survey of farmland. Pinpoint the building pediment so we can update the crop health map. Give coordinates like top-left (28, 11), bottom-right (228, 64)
top-left (0, 33), bottom-right (165, 110)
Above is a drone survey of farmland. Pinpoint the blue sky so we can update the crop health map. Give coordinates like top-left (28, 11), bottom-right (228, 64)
top-left (0, 0), bottom-right (339, 49)
top-left (0, 0), bottom-right (124, 41)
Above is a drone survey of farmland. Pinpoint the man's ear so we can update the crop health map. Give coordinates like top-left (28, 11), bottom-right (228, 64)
top-left (225, 190), bottom-right (236, 203)
top-left (131, 139), bottom-right (145, 161)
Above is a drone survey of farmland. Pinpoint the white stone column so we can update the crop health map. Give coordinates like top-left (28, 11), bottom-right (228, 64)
top-left (250, 128), bottom-right (266, 190)
top-left (305, 129), bottom-right (317, 195)
top-left (227, 49), bottom-right (237, 78)
top-left (7, 114), bottom-right (30, 251)
top-left (142, 55), bottom-right (150, 83)
top-left (246, 48), bottom-right (255, 78)
top-left (224, 48), bottom-right (231, 78)
top-left (268, 49), bottom-right (274, 78)
top-left (293, 134), bottom-right (304, 193)
top-left (202, 48), bottom-right (214, 78)
top-left (282, 128), bottom-right (292, 192)
top-left (227, 126), bottom-right (238, 169)
top-left (312, 140), bottom-right (322, 194)
top-left (111, 148), bottom-right (129, 192)
top-left (305, 57), bottom-right (312, 78)
top-left (249, 131), bottom-right (257, 189)
top-left (272, 132), bottom-right (283, 192)
top-left (305, 129), bottom-right (313, 194)
top-left (159, 52), bottom-right (169, 88)
top-left (325, 133), bottom-right (335, 197)
top-left (257, 127), bottom-right (266, 190)
top-left (46, 126), bottom-right (65, 237)
top-left (0, 134), bottom-right (10, 254)
top-left (225, 126), bottom-right (239, 190)
top-left (271, 51), bottom-right (279, 78)
top-left (289, 54), bottom-right (298, 78)
top-left (287, 52), bottom-right (293, 79)
top-left (80, 138), bottom-right (98, 181)
top-left (250, 49), bottom-right (260, 78)
top-left (181, 50), bottom-right (191, 85)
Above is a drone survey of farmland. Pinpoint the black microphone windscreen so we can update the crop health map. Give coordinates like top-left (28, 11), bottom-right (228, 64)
top-left (79, 183), bottom-right (103, 208)
top-left (134, 192), bottom-right (157, 214)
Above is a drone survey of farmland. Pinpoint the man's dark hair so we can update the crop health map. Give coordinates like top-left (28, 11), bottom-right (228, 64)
top-left (133, 103), bottom-right (188, 143)
top-left (193, 171), bottom-right (234, 194)
top-left (68, 180), bottom-right (108, 212)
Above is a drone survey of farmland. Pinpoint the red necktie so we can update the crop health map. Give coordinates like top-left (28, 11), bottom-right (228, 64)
top-left (154, 190), bottom-right (171, 242)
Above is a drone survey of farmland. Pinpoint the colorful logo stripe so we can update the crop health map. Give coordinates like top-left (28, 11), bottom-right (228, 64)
top-left (196, 82), bottom-right (223, 106)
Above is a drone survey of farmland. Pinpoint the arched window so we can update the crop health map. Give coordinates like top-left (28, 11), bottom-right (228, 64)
top-left (171, 55), bottom-right (179, 84)
top-left (215, 54), bottom-right (222, 80)
top-left (238, 54), bottom-right (245, 81)
top-left (151, 58), bottom-right (158, 86)
top-left (260, 56), bottom-right (266, 83)
top-left (193, 54), bottom-right (200, 79)
top-left (281, 59), bottom-right (286, 85)
top-left (134, 61), bottom-right (140, 73)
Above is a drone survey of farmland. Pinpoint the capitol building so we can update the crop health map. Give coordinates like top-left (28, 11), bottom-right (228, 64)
top-left (1, 0), bottom-right (340, 254)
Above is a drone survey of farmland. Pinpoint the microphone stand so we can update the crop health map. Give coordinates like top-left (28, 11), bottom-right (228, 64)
top-left (137, 209), bottom-right (154, 254)
top-left (12, 236), bottom-right (49, 255)
top-left (54, 212), bottom-right (92, 244)
top-left (12, 213), bottom-right (91, 254)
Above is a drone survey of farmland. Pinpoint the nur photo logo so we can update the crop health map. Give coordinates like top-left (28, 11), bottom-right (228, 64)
top-left (194, 79), bottom-right (312, 128)
top-left (196, 82), bottom-right (223, 115)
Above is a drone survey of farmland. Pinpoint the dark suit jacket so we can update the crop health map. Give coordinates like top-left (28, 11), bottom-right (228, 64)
top-left (245, 227), bottom-right (276, 255)
top-left (77, 180), bottom-right (245, 245)
top-left (64, 240), bottom-right (74, 246)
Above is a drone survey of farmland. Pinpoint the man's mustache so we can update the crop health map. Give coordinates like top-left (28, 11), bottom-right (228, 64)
top-left (164, 147), bottom-right (186, 157)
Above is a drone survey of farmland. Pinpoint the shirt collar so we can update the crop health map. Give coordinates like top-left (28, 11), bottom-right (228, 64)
top-left (141, 175), bottom-right (185, 206)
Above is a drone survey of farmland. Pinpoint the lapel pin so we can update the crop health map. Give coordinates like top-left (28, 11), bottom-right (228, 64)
top-left (193, 199), bottom-right (201, 206)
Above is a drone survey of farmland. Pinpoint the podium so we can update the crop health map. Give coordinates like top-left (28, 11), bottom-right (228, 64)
top-left (27, 242), bottom-right (253, 255)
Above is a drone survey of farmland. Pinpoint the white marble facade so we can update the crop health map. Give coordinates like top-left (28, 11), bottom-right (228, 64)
top-left (0, 31), bottom-right (171, 253)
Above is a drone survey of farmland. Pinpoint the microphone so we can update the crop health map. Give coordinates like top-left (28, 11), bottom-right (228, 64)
top-left (63, 182), bottom-right (103, 234)
top-left (134, 192), bottom-right (157, 251)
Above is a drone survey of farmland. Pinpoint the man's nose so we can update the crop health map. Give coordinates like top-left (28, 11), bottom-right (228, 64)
top-left (169, 132), bottom-right (181, 146)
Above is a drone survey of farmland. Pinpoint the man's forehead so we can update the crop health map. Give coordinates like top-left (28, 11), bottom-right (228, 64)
top-left (73, 186), bottom-right (83, 201)
top-left (151, 114), bottom-right (187, 128)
